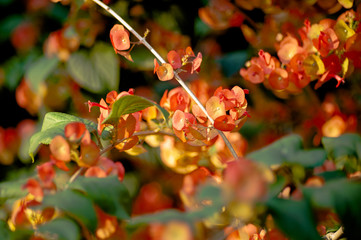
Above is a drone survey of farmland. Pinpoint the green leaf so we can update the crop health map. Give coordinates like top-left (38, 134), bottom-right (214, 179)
top-left (129, 209), bottom-right (188, 226)
top-left (247, 134), bottom-right (326, 168)
top-left (316, 170), bottom-right (346, 181)
top-left (3, 57), bottom-right (23, 90)
top-left (0, 179), bottom-right (28, 205)
top-left (37, 218), bottom-right (81, 240)
top-left (48, 3), bottom-right (69, 23)
top-left (247, 134), bottom-right (303, 166)
top-left (267, 175), bottom-right (286, 199)
top-left (333, 182), bottom-right (361, 239)
top-left (103, 95), bottom-right (169, 124)
top-left (216, 50), bottom-right (249, 77)
top-left (291, 149), bottom-right (326, 168)
top-left (303, 179), bottom-right (361, 239)
top-left (41, 189), bottom-right (97, 233)
top-left (67, 42), bottom-right (120, 93)
top-left (3, 50), bottom-right (40, 90)
top-left (8, 229), bottom-right (33, 240)
top-left (26, 56), bottom-right (59, 92)
top-left (41, 112), bottom-right (97, 132)
top-left (267, 198), bottom-right (320, 240)
top-left (322, 134), bottom-right (361, 172)
top-left (70, 176), bottom-right (131, 219)
top-left (90, 42), bottom-right (119, 91)
top-left (67, 51), bottom-right (103, 93)
top-left (126, 47), bottom-right (155, 71)
top-left (29, 112), bottom-right (97, 160)
top-left (0, 221), bottom-right (10, 240)
top-left (0, 14), bottom-right (23, 42)
top-left (194, 17), bottom-right (212, 37)
top-left (322, 134), bottom-right (361, 160)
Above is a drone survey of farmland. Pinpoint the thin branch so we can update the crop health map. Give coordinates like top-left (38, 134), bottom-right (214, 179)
top-left (91, 0), bottom-right (239, 160)
top-left (331, 226), bottom-right (344, 240)
top-left (99, 129), bottom-right (176, 156)
top-left (65, 167), bottom-right (84, 189)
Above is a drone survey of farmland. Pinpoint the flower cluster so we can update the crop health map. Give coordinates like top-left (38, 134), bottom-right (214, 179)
top-left (88, 89), bottom-right (142, 152)
top-left (154, 47), bottom-right (202, 81)
top-left (198, 0), bottom-right (245, 30)
top-left (241, 8), bottom-right (361, 91)
top-left (160, 85), bottom-right (249, 145)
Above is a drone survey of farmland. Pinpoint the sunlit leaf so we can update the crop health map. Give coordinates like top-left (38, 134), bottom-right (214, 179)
top-left (338, 0), bottom-right (353, 9)
top-left (303, 54), bottom-right (325, 76)
top-left (103, 95), bottom-right (169, 124)
top-left (37, 218), bottom-right (81, 240)
top-left (70, 176), bottom-right (131, 220)
top-left (29, 112), bottom-right (97, 161)
top-left (41, 189), bottom-right (97, 233)
top-left (334, 20), bottom-right (355, 42)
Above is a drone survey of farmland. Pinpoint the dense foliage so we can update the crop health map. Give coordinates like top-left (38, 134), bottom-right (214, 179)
top-left (1, 0), bottom-right (361, 239)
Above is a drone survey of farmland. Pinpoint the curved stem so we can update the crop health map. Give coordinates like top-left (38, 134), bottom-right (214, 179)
top-left (91, 0), bottom-right (239, 160)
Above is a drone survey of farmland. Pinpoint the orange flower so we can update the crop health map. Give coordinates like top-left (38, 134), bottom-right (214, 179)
top-left (240, 64), bottom-right (265, 84)
top-left (167, 50), bottom-right (182, 69)
top-left (110, 24), bottom-right (130, 52)
top-left (49, 135), bottom-right (71, 162)
top-left (160, 87), bottom-right (190, 112)
top-left (268, 68), bottom-right (289, 90)
top-left (155, 62), bottom-right (174, 81)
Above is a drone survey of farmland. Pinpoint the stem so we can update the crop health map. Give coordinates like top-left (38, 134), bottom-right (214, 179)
top-left (331, 226), bottom-right (343, 240)
top-left (65, 167), bottom-right (84, 189)
top-left (99, 129), bottom-right (176, 156)
top-left (91, 0), bottom-right (239, 160)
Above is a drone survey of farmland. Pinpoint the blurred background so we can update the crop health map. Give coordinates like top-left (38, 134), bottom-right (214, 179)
top-left (0, 0), bottom-right (360, 182)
